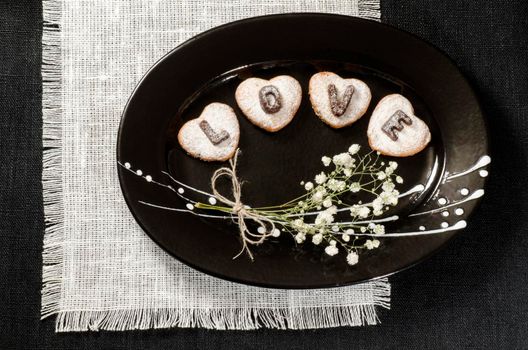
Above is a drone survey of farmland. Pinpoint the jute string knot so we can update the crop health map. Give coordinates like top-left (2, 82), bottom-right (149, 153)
top-left (210, 150), bottom-right (275, 260)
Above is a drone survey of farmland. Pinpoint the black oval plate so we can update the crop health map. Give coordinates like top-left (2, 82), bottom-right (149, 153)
top-left (117, 14), bottom-right (489, 289)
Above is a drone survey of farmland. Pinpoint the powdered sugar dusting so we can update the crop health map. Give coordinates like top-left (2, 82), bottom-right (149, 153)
top-left (235, 75), bottom-right (302, 132)
top-left (178, 102), bottom-right (240, 161)
top-left (367, 94), bottom-right (431, 157)
top-left (309, 72), bottom-right (371, 128)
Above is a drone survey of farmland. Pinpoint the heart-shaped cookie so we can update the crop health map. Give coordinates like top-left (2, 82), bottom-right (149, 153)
top-left (235, 75), bottom-right (302, 132)
top-left (178, 102), bottom-right (240, 161)
top-left (309, 72), bottom-right (372, 129)
top-left (367, 94), bottom-right (431, 157)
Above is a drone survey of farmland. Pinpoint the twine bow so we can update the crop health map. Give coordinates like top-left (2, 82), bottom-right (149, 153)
top-left (211, 150), bottom-right (275, 260)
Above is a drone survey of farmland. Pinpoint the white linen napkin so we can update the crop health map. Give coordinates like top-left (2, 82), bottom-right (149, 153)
top-left (41, 0), bottom-right (388, 332)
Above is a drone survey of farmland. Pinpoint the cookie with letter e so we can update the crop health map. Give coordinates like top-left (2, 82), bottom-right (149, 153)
top-left (367, 94), bottom-right (431, 157)
top-left (178, 102), bottom-right (240, 161)
top-left (309, 71), bottom-right (371, 128)
top-left (235, 75), bottom-right (302, 132)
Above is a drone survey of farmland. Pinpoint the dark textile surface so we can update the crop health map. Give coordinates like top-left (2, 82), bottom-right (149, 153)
top-left (1, 0), bottom-right (527, 348)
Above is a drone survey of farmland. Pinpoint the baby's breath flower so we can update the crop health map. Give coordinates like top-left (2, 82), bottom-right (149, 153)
top-left (389, 161), bottom-right (398, 170)
top-left (315, 172), bottom-right (327, 184)
top-left (349, 205), bottom-right (360, 217)
top-left (346, 251), bottom-right (359, 265)
top-left (377, 171), bottom-right (387, 180)
top-left (312, 190), bottom-right (325, 203)
top-left (321, 156), bottom-right (332, 167)
top-left (365, 239), bottom-right (377, 250)
top-left (382, 181), bottom-right (395, 192)
top-left (348, 144), bottom-right (361, 155)
top-left (327, 179), bottom-right (346, 192)
top-left (331, 225), bottom-right (339, 232)
top-left (396, 175), bottom-right (403, 184)
top-left (322, 197), bottom-right (333, 208)
top-left (293, 218), bottom-right (304, 230)
top-left (326, 205), bottom-right (338, 215)
top-left (304, 181), bottom-right (314, 191)
top-left (344, 168), bottom-right (352, 177)
top-left (373, 224), bottom-right (385, 235)
top-left (372, 198), bottom-right (384, 212)
top-left (325, 244), bottom-right (339, 256)
top-left (373, 209), bottom-right (383, 216)
top-left (342, 233), bottom-right (350, 242)
top-left (333, 153), bottom-right (354, 168)
top-left (315, 210), bottom-right (335, 226)
top-left (345, 228), bottom-right (355, 235)
top-left (360, 227), bottom-right (367, 233)
top-left (312, 233), bottom-right (323, 245)
top-left (295, 232), bottom-right (306, 244)
top-left (358, 206), bottom-right (370, 218)
top-left (385, 166), bottom-right (394, 175)
top-left (349, 182), bottom-right (361, 193)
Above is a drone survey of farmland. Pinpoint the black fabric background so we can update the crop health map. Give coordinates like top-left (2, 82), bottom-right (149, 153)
top-left (1, 0), bottom-right (527, 348)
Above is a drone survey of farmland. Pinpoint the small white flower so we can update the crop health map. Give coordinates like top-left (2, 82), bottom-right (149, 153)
top-left (377, 171), bottom-right (386, 180)
top-left (342, 233), bottom-right (350, 242)
top-left (360, 226), bottom-right (367, 233)
top-left (373, 224), bottom-right (385, 235)
top-left (349, 182), bottom-right (361, 193)
top-left (349, 205), bottom-right (360, 217)
top-left (295, 232), bottom-right (306, 244)
top-left (396, 176), bottom-right (404, 184)
top-left (348, 144), bottom-right (361, 155)
top-left (365, 239), bottom-right (377, 250)
top-left (300, 181), bottom-right (305, 185)
top-left (325, 244), bottom-right (339, 256)
top-left (293, 218), bottom-right (304, 230)
top-left (326, 205), bottom-right (338, 215)
top-left (272, 228), bottom-right (281, 237)
top-left (389, 161), bottom-right (398, 170)
top-left (382, 181), bottom-right (395, 192)
top-left (304, 181), bottom-right (314, 191)
top-left (323, 197), bottom-right (332, 208)
top-left (385, 166), bottom-right (394, 175)
top-left (344, 168), bottom-right (352, 177)
top-left (372, 239), bottom-right (380, 248)
top-left (315, 210), bottom-right (334, 226)
top-left (373, 209), bottom-right (384, 216)
top-left (321, 156), bottom-right (332, 167)
top-left (331, 179), bottom-right (346, 191)
top-left (331, 225), bottom-right (339, 232)
top-left (312, 189), bottom-right (326, 203)
top-left (346, 251), bottom-right (359, 265)
top-left (312, 233), bottom-right (323, 245)
top-left (372, 198), bottom-right (384, 212)
top-left (358, 206), bottom-right (370, 218)
top-left (186, 203), bottom-right (194, 210)
top-left (345, 228), bottom-right (355, 235)
top-left (333, 153), bottom-right (354, 168)
top-left (315, 172), bottom-right (327, 184)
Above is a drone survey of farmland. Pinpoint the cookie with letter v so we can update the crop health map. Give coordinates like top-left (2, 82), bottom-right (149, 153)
top-left (367, 94), bottom-right (431, 157)
top-left (309, 71), bottom-right (372, 128)
top-left (178, 102), bottom-right (240, 161)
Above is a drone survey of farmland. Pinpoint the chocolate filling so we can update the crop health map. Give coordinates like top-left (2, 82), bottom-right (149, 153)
top-left (259, 85), bottom-right (282, 114)
top-left (328, 83), bottom-right (355, 117)
top-left (381, 110), bottom-right (413, 141)
top-left (199, 120), bottom-right (230, 145)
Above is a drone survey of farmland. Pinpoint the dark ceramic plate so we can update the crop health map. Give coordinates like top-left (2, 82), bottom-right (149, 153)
top-left (117, 14), bottom-right (489, 288)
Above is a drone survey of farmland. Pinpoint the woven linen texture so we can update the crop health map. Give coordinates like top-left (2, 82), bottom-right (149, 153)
top-left (41, 0), bottom-right (388, 332)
